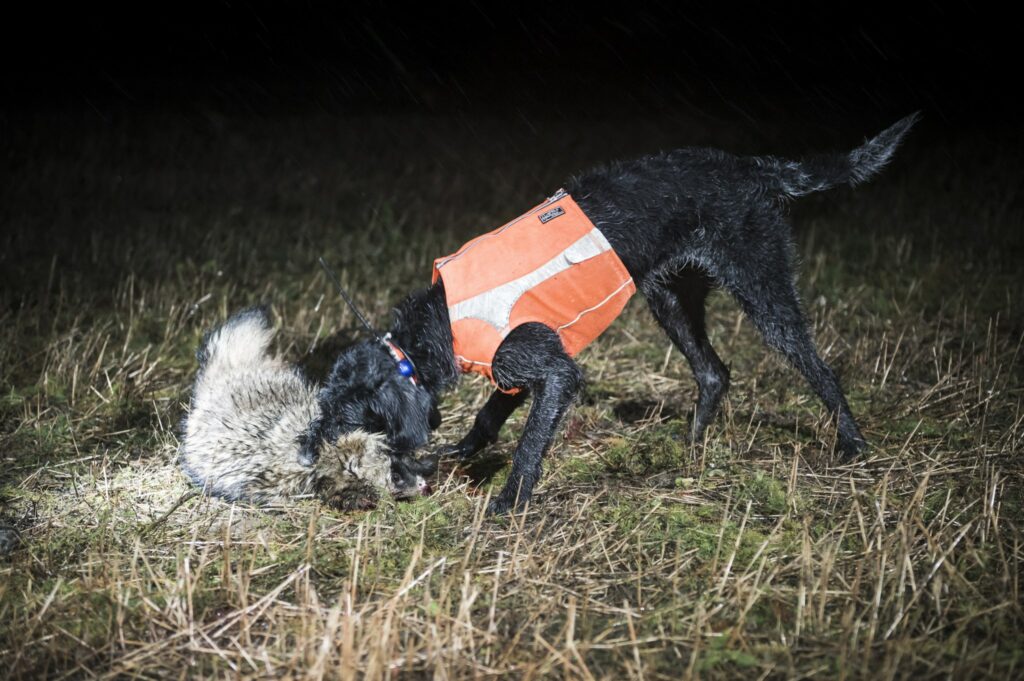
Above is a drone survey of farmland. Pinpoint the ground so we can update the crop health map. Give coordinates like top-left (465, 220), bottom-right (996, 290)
top-left (1, 110), bottom-right (1021, 679)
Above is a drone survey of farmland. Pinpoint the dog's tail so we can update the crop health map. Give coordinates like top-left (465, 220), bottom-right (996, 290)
top-left (765, 112), bottom-right (920, 198)
top-left (196, 305), bottom-right (274, 375)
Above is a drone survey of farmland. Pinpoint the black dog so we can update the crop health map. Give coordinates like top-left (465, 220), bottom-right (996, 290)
top-left (302, 114), bottom-right (918, 514)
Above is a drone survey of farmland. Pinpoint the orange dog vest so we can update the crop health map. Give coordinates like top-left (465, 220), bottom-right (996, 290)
top-left (432, 190), bottom-right (636, 388)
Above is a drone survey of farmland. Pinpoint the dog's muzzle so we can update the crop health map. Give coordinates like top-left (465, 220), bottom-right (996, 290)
top-left (390, 452), bottom-right (439, 498)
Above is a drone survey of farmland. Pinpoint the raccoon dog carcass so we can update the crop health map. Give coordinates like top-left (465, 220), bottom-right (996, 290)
top-left (179, 307), bottom-right (437, 510)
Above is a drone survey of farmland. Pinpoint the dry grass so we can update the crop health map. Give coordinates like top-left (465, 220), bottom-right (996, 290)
top-left (1, 110), bottom-right (1021, 679)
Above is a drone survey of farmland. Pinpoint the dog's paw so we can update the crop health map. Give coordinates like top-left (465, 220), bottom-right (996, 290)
top-left (486, 490), bottom-right (533, 516)
top-left (837, 436), bottom-right (869, 462)
top-left (485, 495), bottom-right (516, 516)
top-left (437, 441), bottom-right (479, 461)
top-left (0, 525), bottom-right (21, 556)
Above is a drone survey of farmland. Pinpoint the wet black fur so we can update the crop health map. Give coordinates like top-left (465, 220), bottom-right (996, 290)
top-left (304, 114), bottom-right (919, 515)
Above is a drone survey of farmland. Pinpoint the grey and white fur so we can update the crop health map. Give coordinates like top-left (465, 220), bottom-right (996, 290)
top-left (179, 307), bottom-right (431, 510)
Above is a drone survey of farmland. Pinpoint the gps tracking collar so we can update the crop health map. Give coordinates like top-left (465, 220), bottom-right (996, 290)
top-left (318, 257), bottom-right (419, 386)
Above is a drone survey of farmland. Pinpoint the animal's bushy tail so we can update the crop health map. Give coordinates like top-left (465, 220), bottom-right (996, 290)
top-left (196, 306), bottom-right (273, 375)
top-left (767, 112), bottom-right (920, 198)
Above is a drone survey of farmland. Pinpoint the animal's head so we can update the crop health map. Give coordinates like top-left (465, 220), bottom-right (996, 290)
top-left (312, 430), bottom-right (438, 509)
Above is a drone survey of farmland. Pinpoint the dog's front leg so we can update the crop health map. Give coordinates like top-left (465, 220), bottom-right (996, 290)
top-left (487, 323), bottom-right (582, 515)
top-left (439, 389), bottom-right (530, 460)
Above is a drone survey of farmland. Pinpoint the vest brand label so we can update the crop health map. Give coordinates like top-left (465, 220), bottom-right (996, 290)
top-left (538, 206), bottom-right (565, 223)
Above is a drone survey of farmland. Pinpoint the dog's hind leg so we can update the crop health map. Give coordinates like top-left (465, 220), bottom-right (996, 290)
top-left (487, 323), bottom-right (582, 514)
top-left (440, 388), bottom-right (530, 460)
top-left (720, 251), bottom-right (867, 458)
top-left (643, 267), bottom-right (730, 442)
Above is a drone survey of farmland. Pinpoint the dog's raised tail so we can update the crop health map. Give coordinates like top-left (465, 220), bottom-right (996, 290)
top-left (196, 306), bottom-right (274, 374)
top-left (769, 112), bottom-right (920, 198)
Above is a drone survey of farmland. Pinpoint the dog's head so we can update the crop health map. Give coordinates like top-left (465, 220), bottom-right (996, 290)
top-left (306, 339), bottom-right (441, 494)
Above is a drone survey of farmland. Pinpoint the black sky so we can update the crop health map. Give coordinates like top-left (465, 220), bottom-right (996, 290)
top-left (1, 3), bottom-right (1015, 126)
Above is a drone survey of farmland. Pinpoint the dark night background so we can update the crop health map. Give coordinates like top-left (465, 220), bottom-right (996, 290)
top-left (3, 2), bottom-right (1021, 273)
top-left (3, 1), bottom-right (1021, 315)
top-left (1, 2), bottom-right (1021, 297)
top-left (1, 4), bottom-right (1017, 125)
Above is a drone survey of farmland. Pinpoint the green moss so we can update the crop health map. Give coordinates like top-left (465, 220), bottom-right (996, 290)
top-left (890, 416), bottom-right (945, 437)
top-left (738, 471), bottom-right (788, 516)
top-left (600, 421), bottom-right (689, 476)
top-left (352, 495), bottom-right (470, 588)
top-left (594, 494), bottom-right (783, 573)
top-left (617, 341), bottom-right (668, 366)
top-left (5, 413), bottom-right (75, 462)
top-left (662, 506), bottom-right (727, 561)
top-left (580, 378), bottom-right (623, 405)
top-left (697, 635), bottom-right (761, 672)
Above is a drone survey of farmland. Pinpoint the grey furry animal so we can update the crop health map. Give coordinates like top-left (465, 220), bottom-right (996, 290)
top-left (179, 307), bottom-right (431, 510)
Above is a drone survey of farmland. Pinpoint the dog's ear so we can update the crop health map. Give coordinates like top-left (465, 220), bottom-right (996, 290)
top-left (367, 376), bottom-right (433, 453)
top-left (313, 339), bottom-right (380, 434)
